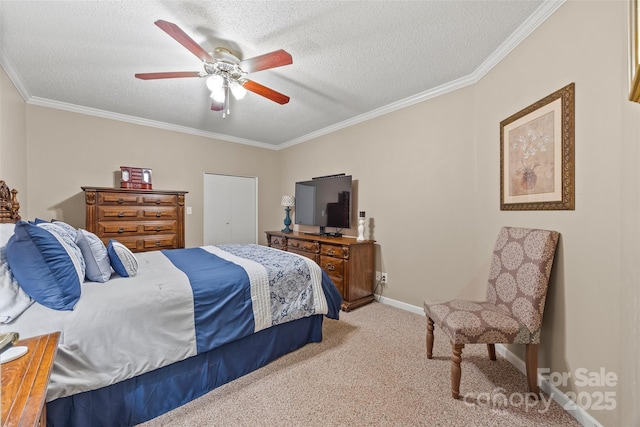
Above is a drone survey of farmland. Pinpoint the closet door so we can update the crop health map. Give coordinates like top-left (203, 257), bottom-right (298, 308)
top-left (203, 173), bottom-right (257, 245)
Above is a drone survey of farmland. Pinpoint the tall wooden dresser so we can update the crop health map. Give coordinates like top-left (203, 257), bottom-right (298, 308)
top-left (265, 230), bottom-right (375, 311)
top-left (82, 187), bottom-right (187, 252)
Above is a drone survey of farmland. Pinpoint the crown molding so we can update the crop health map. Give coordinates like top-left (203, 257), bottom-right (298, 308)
top-left (27, 96), bottom-right (275, 150)
top-left (279, 0), bottom-right (566, 150)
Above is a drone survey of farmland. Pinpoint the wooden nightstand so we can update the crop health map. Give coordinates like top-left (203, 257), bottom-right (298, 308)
top-left (1, 332), bottom-right (60, 427)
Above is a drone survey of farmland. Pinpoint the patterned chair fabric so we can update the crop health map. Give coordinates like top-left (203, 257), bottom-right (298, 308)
top-left (423, 227), bottom-right (559, 399)
top-left (425, 227), bottom-right (559, 346)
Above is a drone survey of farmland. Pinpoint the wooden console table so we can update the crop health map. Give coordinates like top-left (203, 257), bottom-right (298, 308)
top-left (1, 332), bottom-right (60, 427)
top-left (265, 231), bottom-right (375, 311)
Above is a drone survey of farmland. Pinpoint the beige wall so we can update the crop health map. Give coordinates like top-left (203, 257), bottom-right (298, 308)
top-left (0, 68), bottom-right (27, 208)
top-left (282, 1), bottom-right (637, 425)
top-left (0, 1), bottom-right (638, 425)
top-left (23, 106), bottom-right (282, 248)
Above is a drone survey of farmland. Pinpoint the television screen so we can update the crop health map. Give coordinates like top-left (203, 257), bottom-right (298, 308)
top-left (295, 175), bottom-right (352, 229)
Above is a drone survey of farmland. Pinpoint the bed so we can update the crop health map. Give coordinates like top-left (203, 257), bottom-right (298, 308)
top-left (0, 180), bottom-right (342, 426)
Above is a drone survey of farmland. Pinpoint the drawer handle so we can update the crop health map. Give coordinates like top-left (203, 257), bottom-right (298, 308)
top-left (118, 212), bottom-right (125, 217)
top-left (156, 212), bottom-right (162, 217)
top-left (118, 227), bottom-right (124, 233)
top-left (155, 241), bottom-right (161, 246)
top-left (155, 226), bottom-right (161, 232)
top-left (117, 198), bottom-right (124, 204)
top-left (326, 249), bottom-right (336, 256)
top-left (325, 263), bottom-right (335, 271)
top-left (155, 200), bottom-right (162, 205)
top-left (290, 242), bottom-right (299, 248)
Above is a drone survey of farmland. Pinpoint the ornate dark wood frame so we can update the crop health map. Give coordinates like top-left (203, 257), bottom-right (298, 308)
top-left (0, 180), bottom-right (21, 223)
top-left (500, 83), bottom-right (575, 211)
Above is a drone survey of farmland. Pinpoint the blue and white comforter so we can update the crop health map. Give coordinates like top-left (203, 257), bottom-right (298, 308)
top-left (0, 244), bottom-right (341, 400)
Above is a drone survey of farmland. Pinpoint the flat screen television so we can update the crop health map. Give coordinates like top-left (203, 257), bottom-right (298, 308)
top-left (295, 174), bottom-right (352, 235)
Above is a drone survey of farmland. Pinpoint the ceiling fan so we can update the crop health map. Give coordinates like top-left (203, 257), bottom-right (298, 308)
top-left (135, 20), bottom-right (292, 118)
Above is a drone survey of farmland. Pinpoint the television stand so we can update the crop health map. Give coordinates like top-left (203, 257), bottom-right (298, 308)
top-left (265, 230), bottom-right (375, 312)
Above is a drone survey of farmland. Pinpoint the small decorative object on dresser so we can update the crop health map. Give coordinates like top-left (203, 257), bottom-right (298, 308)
top-left (356, 211), bottom-right (366, 241)
top-left (280, 195), bottom-right (295, 233)
top-left (266, 230), bottom-right (375, 311)
top-left (120, 166), bottom-right (153, 189)
top-left (82, 187), bottom-right (187, 252)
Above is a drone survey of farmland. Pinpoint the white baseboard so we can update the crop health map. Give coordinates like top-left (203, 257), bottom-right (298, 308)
top-left (376, 295), bottom-right (603, 427)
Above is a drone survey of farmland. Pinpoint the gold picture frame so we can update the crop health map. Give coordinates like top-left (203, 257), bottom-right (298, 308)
top-left (630, 0), bottom-right (640, 102)
top-left (500, 83), bottom-right (575, 211)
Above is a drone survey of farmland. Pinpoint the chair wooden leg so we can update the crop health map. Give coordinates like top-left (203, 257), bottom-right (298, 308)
top-left (487, 343), bottom-right (496, 361)
top-left (451, 343), bottom-right (464, 399)
top-left (426, 317), bottom-right (434, 359)
top-left (525, 344), bottom-right (540, 396)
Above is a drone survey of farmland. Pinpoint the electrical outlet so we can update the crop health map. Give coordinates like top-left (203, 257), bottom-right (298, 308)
top-left (376, 271), bottom-right (382, 281)
top-left (381, 273), bottom-right (388, 284)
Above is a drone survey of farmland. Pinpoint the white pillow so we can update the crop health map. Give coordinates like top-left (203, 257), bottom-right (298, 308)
top-left (0, 223), bottom-right (15, 247)
top-left (76, 229), bottom-right (112, 282)
top-left (107, 240), bottom-right (138, 277)
top-left (0, 243), bottom-right (34, 323)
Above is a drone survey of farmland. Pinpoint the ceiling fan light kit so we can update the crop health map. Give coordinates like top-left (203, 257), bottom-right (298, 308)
top-left (135, 20), bottom-right (292, 118)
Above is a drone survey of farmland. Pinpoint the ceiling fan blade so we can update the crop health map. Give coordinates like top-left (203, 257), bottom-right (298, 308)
top-left (242, 80), bottom-right (290, 105)
top-left (135, 71), bottom-right (202, 80)
top-left (211, 100), bottom-right (224, 111)
top-left (239, 49), bottom-right (292, 73)
top-left (154, 20), bottom-right (212, 62)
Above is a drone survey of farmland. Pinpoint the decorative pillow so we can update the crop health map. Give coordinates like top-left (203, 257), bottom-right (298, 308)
top-left (76, 229), bottom-right (112, 283)
top-left (0, 242), bottom-right (34, 323)
top-left (38, 222), bottom-right (86, 278)
top-left (6, 221), bottom-right (82, 310)
top-left (51, 219), bottom-right (78, 236)
top-left (107, 240), bottom-right (138, 277)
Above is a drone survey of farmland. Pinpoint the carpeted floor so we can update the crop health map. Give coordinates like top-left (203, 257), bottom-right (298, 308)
top-left (139, 302), bottom-right (579, 426)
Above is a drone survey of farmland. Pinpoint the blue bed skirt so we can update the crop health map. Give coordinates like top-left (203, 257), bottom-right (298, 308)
top-left (46, 314), bottom-right (324, 427)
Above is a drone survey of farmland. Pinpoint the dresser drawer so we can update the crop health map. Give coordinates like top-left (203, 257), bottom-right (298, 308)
top-left (98, 192), bottom-right (140, 205)
top-left (320, 255), bottom-right (344, 276)
top-left (321, 244), bottom-right (345, 259)
top-left (288, 248), bottom-right (318, 262)
top-left (98, 220), bottom-right (177, 236)
top-left (142, 235), bottom-right (177, 250)
top-left (269, 236), bottom-right (286, 250)
top-left (139, 194), bottom-right (177, 206)
top-left (98, 206), bottom-right (177, 221)
top-left (108, 234), bottom-right (177, 252)
top-left (327, 274), bottom-right (344, 296)
top-left (98, 192), bottom-right (177, 206)
top-left (140, 207), bottom-right (178, 219)
top-left (142, 222), bottom-right (178, 233)
top-left (287, 238), bottom-right (318, 254)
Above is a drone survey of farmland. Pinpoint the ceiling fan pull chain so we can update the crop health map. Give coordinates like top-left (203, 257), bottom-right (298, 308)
top-left (223, 83), bottom-right (230, 118)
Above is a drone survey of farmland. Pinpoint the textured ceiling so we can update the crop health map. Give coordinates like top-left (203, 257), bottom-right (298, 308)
top-left (0, 1), bottom-right (561, 149)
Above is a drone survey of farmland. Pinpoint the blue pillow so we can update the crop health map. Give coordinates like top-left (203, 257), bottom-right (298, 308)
top-left (107, 240), bottom-right (138, 277)
top-left (77, 229), bottom-right (112, 282)
top-left (5, 221), bottom-right (82, 310)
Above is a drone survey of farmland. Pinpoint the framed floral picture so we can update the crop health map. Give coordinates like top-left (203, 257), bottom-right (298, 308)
top-left (500, 83), bottom-right (575, 210)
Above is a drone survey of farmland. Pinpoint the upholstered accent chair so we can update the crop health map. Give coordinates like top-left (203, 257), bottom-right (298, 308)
top-left (424, 227), bottom-right (559, 399)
